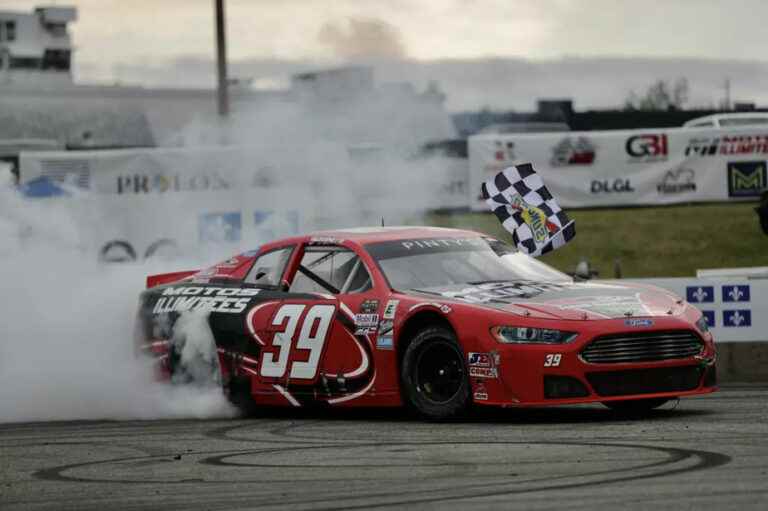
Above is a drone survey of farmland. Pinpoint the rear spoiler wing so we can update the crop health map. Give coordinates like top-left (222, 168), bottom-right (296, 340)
top-left (146, 270), bottom-right (198, 289)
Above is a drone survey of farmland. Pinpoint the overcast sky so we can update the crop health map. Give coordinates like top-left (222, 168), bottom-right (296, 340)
top-left (2, 0), bottom-right (767, 110)
top-left (2, 0), bottom-right (766, 71)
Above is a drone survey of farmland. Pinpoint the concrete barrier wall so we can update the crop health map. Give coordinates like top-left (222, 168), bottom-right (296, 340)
top-left (716, 342), bottom-right (768, 382)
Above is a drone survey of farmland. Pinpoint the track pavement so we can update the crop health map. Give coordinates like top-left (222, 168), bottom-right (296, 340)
top-left (1, 386), bottom-right (767, 510)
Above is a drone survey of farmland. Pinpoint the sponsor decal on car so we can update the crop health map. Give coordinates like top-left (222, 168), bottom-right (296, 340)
top-left (468, 352), bottom-right (492, 367)
top-left (657, 167), bottom-right (697, 194)
top-left (549, 295), bottom-right (651, 318)
top-left (468, 352), bottom-right (498, 378)
top-left (360, 299), bottom-right (380, 314)
top-left (354, 313), bottom-right (379, 334)
top-left (624, 318), bottom-right (654, 327)
top-left (161, 286), bottom-right (260, 297)
top-left (473, 382), bottom-right (489, 401)
top-left (383, 299), bottom-right (399, 320)
top-left (152, 286), bottom-right (260, 314)
top-left (378, 320), bottom-right (393, 335)
top-left (400, 238), bottom-right (486, 251)
top-left (551, 137), bottom-right (596, 166)
top-left (469, 366), bottom-right (498, 379)
top-left (440, 282), bottom-right (565, 304)
top-left (467, 352), bottom-right (493, 367)
top-left (153, 296), bottom-right (252, 314)
top-left (727, 161), bottom-right (767, 197)
top-left (376, 335), bottom-right (394, 349)
top-left (309, 236), bottom-right (342, 245)
top-left (626, 134), bottom-right (668, 163)
top-left (543, 353), bottom-right (562, 367)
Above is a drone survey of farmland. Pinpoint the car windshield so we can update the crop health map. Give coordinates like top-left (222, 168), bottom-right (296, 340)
top-left (366, 236), bottom-right (571, 291)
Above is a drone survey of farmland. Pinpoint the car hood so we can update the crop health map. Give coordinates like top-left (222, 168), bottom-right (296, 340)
top-left (408, 280), bottom-right (684, 320)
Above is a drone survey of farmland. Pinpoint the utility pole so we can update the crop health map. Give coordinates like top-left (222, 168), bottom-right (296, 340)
top-left (215, 0), bottom-right (229, 117)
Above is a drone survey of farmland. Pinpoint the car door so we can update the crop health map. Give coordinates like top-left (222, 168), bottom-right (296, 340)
top-left (251, 243), bottom-right (378, 404)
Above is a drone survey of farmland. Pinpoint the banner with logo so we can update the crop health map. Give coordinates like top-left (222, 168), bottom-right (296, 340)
top-left (16, 145), bottom-right (465, 260)
top-left (18, 146), bottom-right (311, 195)
top-left (469, 127), bottom-right (768, 209)
top-left (624, 277), bottom-right (767, 342)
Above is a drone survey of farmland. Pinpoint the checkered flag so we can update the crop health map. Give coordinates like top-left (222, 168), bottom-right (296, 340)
top-left (481, 163), bottom-right (575, 257)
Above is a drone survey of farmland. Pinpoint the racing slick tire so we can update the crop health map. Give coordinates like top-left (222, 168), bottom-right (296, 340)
top-left (401, 326), bottom-right (470, 421)
top-left (602, 398), bottom-right (670, 413)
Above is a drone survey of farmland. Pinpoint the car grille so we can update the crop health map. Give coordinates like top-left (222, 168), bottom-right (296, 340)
top-left (586, 366), bottom-right (703, 397)
top-left (581, 330), bottom-right (703, 364)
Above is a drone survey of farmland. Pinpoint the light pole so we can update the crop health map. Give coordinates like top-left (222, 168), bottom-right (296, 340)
top-left (215, 0), bottom-right (228, 117)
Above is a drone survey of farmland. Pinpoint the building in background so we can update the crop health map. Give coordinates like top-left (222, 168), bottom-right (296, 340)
top-left (0, 6), bottom-right (453, 152)
top-left (0, 5), bottom-right (77, 86)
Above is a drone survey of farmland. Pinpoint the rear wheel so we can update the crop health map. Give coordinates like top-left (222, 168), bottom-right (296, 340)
top-left (401, 326), bottom-right (470, 420)
top-left (227, 377), bottom-right (259, 416)
top-left (602, 398), bottom-right (670, 413)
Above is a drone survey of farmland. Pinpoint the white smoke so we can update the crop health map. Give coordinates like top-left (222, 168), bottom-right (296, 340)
top-left (0, 78), bottom-right (458, 423)
top-left (170, 311), bottom-right (222, 386)
top-left (0, 184), bottom-right (236, 423)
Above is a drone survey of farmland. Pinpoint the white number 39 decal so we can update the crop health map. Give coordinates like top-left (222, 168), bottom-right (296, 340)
top-left (544, 353), bottom-right (562, 367)
top-left (260, 304), bottom-right (335, 380)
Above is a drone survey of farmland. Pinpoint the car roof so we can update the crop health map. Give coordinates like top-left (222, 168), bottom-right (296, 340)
top-left (683, 112), bottom-right (768, 127)
top-left (258, 226), bottom-right (486, 251)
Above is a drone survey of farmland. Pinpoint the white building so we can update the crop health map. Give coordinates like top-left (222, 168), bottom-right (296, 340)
top-left (0, 5), bottom-right (77, 86)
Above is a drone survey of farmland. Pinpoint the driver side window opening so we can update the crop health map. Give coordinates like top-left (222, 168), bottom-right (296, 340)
top-left (244, 246), bottom-right (294, 287)
top-left (290, 246), bottom-right (372, 295)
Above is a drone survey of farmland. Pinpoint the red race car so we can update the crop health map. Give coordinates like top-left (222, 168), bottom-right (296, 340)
top-left (136, 226), bottom-right (717, 420)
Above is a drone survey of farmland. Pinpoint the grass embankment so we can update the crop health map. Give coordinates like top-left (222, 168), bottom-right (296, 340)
top-left (428, 203), bottom-right (767, 278)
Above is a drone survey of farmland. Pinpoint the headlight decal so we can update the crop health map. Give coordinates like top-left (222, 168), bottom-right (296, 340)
top-left (491, 326), bottom-right (578, 344)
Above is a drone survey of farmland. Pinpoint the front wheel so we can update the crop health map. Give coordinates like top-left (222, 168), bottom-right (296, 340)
top-left (602, 398), bottom-right (670, 413)
top-left (400, 326), bottom-right (470, 420)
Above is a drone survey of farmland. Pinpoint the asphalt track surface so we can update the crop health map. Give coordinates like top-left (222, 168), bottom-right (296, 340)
top-left (1, 386), bottom-right (767, 510)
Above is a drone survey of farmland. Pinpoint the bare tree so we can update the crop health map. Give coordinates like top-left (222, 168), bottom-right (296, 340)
top-left (624, 78), bottom-right (689, 111)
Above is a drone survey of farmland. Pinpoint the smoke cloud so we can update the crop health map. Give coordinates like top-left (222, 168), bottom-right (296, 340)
top-left (318, 18), bottom-right (407, 60)
top-left (0, 70), bottom-right (458, 423)
top-left (0, 185), bottom-right (236, 423)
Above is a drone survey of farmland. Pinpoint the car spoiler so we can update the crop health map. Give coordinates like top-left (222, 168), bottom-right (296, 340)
top-left (146, 270), bottom-right (198, 289)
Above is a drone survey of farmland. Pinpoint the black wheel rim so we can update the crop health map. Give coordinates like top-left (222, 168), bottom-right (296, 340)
top-left (414, 341), bottom-right (464, 404)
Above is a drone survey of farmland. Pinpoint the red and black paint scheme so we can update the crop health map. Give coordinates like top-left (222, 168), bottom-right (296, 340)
top-left (135, 226), bottom-right (717, 419)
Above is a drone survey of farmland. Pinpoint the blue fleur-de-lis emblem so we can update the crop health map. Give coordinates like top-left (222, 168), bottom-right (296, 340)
top-left (722, 285), bottom-right (750, 303)
top-left (723, 309), bottom-right (751, 327)
top-left (686, 286), bottom-right (713, 303)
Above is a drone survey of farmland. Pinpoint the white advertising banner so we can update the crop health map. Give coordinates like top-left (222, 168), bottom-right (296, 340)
top-left (16, 145), bottom-right (463, 260)
top-left (17, 146), bottom-right (319, 260)
top-left (18, 145), bottom-right (306, 195)
top-left (469, 127), bottom-right (768, 209)
top-left (624, 277), bottom-right (767, 342)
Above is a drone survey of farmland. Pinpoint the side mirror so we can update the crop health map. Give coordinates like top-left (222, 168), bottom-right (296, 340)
top-left (252, 267), bottom-right (269, 281)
